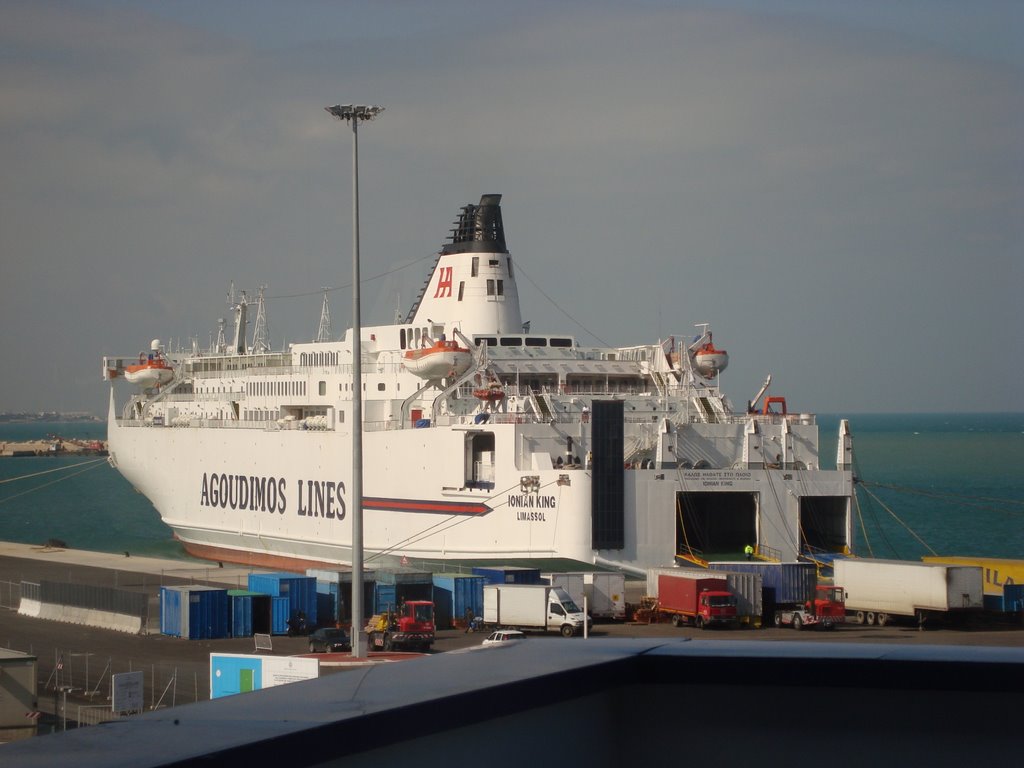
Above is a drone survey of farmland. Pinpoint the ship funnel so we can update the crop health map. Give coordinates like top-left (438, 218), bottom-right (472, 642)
top-left (443, 194), bottom-right (506, 254)
top-left (406, 195), bottom-right (522, 334)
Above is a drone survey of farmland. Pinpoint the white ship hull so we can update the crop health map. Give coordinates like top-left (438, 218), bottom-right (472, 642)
top-left (103, 194), bottom-right (854, 573)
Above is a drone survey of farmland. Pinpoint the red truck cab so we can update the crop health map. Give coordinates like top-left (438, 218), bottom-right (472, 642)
top-left (812, 585), bottom-right (845, 621)
top-left (369, 601), bottom-right (436, 651)
top-left (699, 590), bottom-right (739, 626)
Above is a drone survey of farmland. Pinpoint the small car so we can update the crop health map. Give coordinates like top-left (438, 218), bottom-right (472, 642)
top-left (482, 630), bottom-right (526, 645)
top-left (308, 627), bottom-right (351, 653)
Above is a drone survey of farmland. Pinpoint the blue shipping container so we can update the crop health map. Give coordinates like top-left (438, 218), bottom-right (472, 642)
top-left (248, 573), bottom-right (318, 626)
top-left (160, 586), bottom-right (185, 637)
top-left (160, 586), bottom-right (229, 640)
top-left (228, 590), bottom-right (272, 638)
top-left (271, 596), bottom-right (290, 635)
top-left (432, 574), bottom-right (485, 629)
top-left (472, 566), bottom-right (542, 585)
top-left (708, 562), bottom-right (817, 604)
top-left (306, 569), bottom-right (375, 623)
top-left (189, 587), bottom-right (229, 640)
top-left (374, 583), bottom-right (397, 615)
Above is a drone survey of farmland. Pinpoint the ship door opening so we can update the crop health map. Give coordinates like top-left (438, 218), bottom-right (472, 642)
top-left (675, 491), bottom-right (757, 560)
top-left (466, 432), bottom-right (495, 490)
top-left (799, 496), bottom-right (849, 554)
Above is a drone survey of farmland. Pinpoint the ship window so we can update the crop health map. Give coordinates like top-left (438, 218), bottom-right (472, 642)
top-left (476, 337), bottom-right (497, 347)
top-left (400, 328), bottom-right (406, 349)
top-left (486, 279), bottom-right (495, 296)
top-left (550, 338), bottom-right (572, 348)
top-left (377, 383), bottom-right (385, 391)
top-left (496, 280), bottom-right (504, 296)
top-left (472, 256), bottom-right (479, 277)
top-left (319, 381), bottom-right (326, 396)
top-left (525, 337), bottom-right (546, 347)
top-left (500, 337), bottom-right (522, 347)
top-left (489, 259), bottom-right (499, 267)
top-left (507, 257), bottom-right (514, 278)
top-left (458, 282), bottom-right (464, 301)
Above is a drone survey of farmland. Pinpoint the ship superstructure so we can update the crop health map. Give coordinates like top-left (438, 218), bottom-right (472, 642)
top-left (102, 195), bottom-right (853, 573)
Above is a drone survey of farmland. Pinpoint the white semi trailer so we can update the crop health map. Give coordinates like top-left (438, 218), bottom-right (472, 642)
top-left (834, 558), bottom-right (983, 626)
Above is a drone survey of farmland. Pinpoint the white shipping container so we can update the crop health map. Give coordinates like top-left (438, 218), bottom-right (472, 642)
top-left (834, 559), bottom-right (983, 618)
top-left (586, 572), bottom-right (627, 619)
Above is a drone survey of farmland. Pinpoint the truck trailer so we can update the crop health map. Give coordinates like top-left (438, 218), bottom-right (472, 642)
top-left (834, 558), bottom-right (983, 626)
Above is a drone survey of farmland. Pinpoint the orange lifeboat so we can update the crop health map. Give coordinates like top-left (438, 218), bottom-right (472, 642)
top-left (473, 383), bottom-right (506, 402)
top-left (121, 352), bottom-right (174, 387)
top-left (403, 339), bottom-right (472, 380)
top-left (694, 336), bottom-right (729, 378)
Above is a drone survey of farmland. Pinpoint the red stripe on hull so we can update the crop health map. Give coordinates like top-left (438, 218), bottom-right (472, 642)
top-left (364, 497), bottom-right (491, 515)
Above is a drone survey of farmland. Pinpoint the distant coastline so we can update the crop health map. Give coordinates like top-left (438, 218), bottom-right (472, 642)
top-left (0, 411), bottom-right (99, 423)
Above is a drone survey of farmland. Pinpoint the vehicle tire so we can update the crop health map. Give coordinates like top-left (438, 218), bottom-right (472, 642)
top-left (855, 611), bottom-right (865, 625)
top-left (696, 615), bottom-right (706, 630)
top-left (309, 642), bottom-right (316, 653)
top-left (383, 637), bottom-right (394, 651)
top-left (876, 612), bottom-right (888, 627)
top-left (866, 612), bottom-right (876, 626)
top-left (793, 614), bottom-right (803, 631)
top-left (560, 624), bottom-right (575, 638)
top-left (671, 614), bottom-right (682, 628)
top-left (773, 612), bottom-right (782, 628)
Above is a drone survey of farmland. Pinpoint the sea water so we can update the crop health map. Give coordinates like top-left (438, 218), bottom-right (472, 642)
top-left (0, 421), bottom-right (189, 559)
top-left (1, 415), bottom-right (1021, 561)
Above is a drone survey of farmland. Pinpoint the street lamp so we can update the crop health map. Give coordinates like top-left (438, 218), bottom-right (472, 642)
top-left (324, 104), bottom-right (383, 658)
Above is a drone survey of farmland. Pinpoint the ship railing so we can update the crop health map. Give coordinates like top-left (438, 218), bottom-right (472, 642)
top-left (682, 412), bottom-right (816, 427)
top-left (153, 392), bottom-right (243, 403)
top-left (116, 418), bottom-right (285, 430)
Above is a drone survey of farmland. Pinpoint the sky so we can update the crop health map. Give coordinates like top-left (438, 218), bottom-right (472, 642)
top-left (1, 0), bottom-right (1021, 416)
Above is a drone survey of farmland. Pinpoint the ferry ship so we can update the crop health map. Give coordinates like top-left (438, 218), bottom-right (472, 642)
top-left (102, 195), bottom-right (854, 574)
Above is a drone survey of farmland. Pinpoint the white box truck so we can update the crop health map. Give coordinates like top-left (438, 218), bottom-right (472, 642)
top-left (483, 584), bottom-right (590, 637)
top-left (834, 558), bottom-right (983, 626)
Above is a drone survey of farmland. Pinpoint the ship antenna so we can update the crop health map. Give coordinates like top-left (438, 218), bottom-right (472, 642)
top-left (325, 102), bottom-right (384, 659)
top-left (251, 285), bottom-right (271, 353)
top-left (214, 318), bottom-right (226, 355)
top-left (316, 287), bottom-right (333, 342)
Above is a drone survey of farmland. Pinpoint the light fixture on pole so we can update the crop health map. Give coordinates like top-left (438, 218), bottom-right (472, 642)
top-left (324, 103), bottom-right (383, 659)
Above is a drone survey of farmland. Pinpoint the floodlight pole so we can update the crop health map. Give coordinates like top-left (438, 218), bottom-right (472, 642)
top-left (325, 104), bottom-right (383, 658)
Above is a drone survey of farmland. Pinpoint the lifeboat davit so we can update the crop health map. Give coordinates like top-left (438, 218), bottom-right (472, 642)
top-left (694, 340), bottom-right (729, 378)
top-left (121, 354), bottom-right (174, 387)
top-left (403, 339), bottom-right (472, 380)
